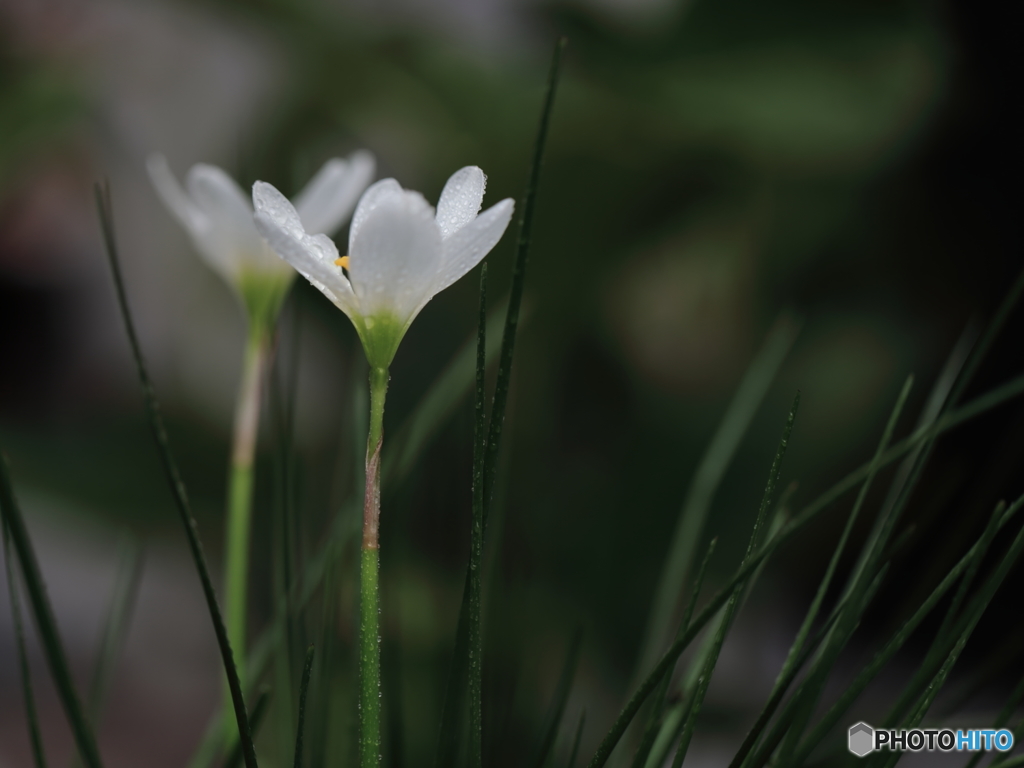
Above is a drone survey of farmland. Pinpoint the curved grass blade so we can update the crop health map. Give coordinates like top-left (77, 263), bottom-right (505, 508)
top-left (963, 673), bottom-right (1024, 768)
top-left (631, 538), bottom-right (718, 768)
top-left (435, 36), bottom-right (567, 768)
top-left (293, 645), bottom-right (315, 768)
top-left (533, 630), bottom-right (584, 768)
top-left (772, 378), bottom-right (913, 763)
top-left (468, 263), bottom-right (489, 768)
top-left (94, 182), bottom-right (258, 768)
top-left (637, 314), bottom-right (799, 678)
top-left (948, 265), bottom-right (1024, 407)
top-left (2, 515), bottom-right (48, 768)
top-left (672, 395), bottom-right (799, 767)
top-left (87, 538), bottom-right (144, 720)
top-left (566, 710), bottom-right (586, 768)
top-left (0, 456), bottom-right (103, 768)
top-left (481, 35), bottom-right (567, 524)
top-left (587, 371), bottom-right (1024, 768)
top-left (725, 571), bottom-right (875, 768)
top-left (788, 496), bottom-right (1024, 766)
top-left (383, 299), bottom-right (508, 487)
top-left (881, 500), bottom-right (1013, 727)
top-left (877, 509), bottom-right (1024, 768)
top-left (223, 690), bottom-right (271, 768)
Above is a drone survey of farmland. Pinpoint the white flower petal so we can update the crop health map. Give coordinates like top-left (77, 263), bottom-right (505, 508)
top-left (253, 181), bottom-right (357, 315)
top-left (436, 198), bottom-right (515, 294)
top-left (185, 164), bottom-right (267, 277)
top-left (435, 166), bottom-right (486, 239)
top-left (294, 150), bottom-right (376, 236)
top-left (348, 190), bottom-right (443, 321)
top-left (349, 178), bottom-right (405, 247)
top-left (146, 154), bottom-right (207, 239)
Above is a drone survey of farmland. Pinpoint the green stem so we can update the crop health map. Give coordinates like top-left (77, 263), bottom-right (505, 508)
top-left (224, 324), bottom-right (268, 716)
top-left (360, 366), bottom-right (388, 768)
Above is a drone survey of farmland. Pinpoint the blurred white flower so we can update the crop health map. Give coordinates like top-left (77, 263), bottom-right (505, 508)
top-left (253, 166), bottom-right (514, 367)
top-left (147, 151), bottom-right (375, 323)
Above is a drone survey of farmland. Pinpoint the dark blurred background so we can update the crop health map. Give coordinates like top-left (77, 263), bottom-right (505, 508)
top-left (1, 0), bottom-right (1021, 766)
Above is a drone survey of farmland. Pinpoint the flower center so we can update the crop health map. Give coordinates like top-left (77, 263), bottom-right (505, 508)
top-left (334, 255), bottom-right (350, 269)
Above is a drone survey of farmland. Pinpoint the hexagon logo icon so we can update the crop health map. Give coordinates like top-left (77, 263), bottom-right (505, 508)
top-left (848, 722), bottom-right (875, 757)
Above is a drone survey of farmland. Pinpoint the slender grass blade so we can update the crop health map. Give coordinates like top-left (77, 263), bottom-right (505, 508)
top-left (87, 538), bottom-right (144, 721)
top-left (2, 515), bottom-right (49, 768)
top-left (533, 631), bottom-right (584, 768)
top-left (435, 36), bottom-right (566, 768)
top-left (0, 455), bottom-right (103, 768)
top-left (877, 512), bottom-right (1024, 768)
top-left (467, 263), bottom-right (488, 768)
top-left (94, 182), bottom-right (258, 768)
top-left (788, 496), bottom-right (1023, 766)
top-left (481, 35), bottom-right (566, 525)
top-left (672, 395), bottom-right (799, 767)
top-left (293, 645), bottom-right (315, 768)
top-left (566, 710), bottom-right (586, 768)
top-left (631, 539), bottom-right (718, 768)
top-left (223, 690), bottom-right (270, 768)
top-left (638, 314), bottom-right (799, 678)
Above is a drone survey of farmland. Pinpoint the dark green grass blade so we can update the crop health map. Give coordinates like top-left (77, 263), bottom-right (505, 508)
top-left (947, 266), bottom-right (1024, 408)
top-left (789, 496), bottom-right (1023, 766)
top-left (383, 299), bottom-right (507, 487)
top-left (785, 377), bottom-right (911, 677)
top-left (94, 183), bottom-right (257, 768)
top-left (588, 395), bottom-right (800, 768)
top-left (481, 35), bottom-right (566, 524)
top-left (638, 315), bottom-right (799, 677)
top-left (293, 645), bottom-right (315, 768)
top-left (772, 378), bottom-right (913, 763)
top-left (586, 372), bottom-right (1024, 768)
top-left (672, 395), bottom-right (800, 767)
top-left (2, 515), bottom-right (48, 768)
top-left (223, 690), bottom-right (270, 768)
top-left (906, 506), bottom-right (1024, 726)
top-left (566, 710), bottom-right (586, 768)
top-left (992, 756), bottom-right (1024, 768)
top-left (774, 342), bottom-right (966, 764)
top-left (725, 569), bottom-right (879, 768)
top-left (877, 509), bottom-right (1024, 768)
top-left (270, 300), bottom-right (303, 753)
top-left (0, 455), bottom-right (102, 768)
top-left (631, 539), bottom-right (719, 768)
top-left (468, 264), bottom-right (488, 768)
top-left (533, 631), bottom-right (584, 768)
top-left (87, 538), bottom-right (144, 721)
top-left (881, 498), bottom-right (1011, 728)
top-left (963, 673), bottom-right (1024, 768)
top-left (435, 37), bottom-right (566, 768)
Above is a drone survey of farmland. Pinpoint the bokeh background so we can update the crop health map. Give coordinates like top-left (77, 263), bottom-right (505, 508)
top-left (1, 0), bottom-right (1022, 766)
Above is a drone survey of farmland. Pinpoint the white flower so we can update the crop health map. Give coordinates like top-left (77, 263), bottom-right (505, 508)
top-left (253, 166), bottom-right (514, 368)
top-left (147, 151), bottom-right (375, 323)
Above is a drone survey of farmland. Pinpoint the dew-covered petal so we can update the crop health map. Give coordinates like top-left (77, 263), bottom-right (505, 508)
top-left (347, 190), bottom-right (444, 321)
top-left (294, 150), bottom-right (376, 236)
top-left (349, 178), bottom-right (405, 248)
top-left (436, 198), bottom-right (514, 294)
top-left (253, 181), bottom-right (356, 315)
top-left (435, 166), bottom-right (486, 239)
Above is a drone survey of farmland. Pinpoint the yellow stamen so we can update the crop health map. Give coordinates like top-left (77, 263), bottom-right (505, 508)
top-left (335, 255), bottom-right (350, 269)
